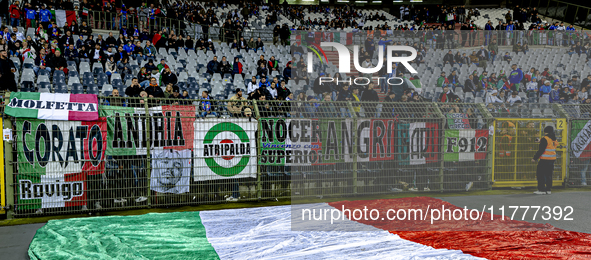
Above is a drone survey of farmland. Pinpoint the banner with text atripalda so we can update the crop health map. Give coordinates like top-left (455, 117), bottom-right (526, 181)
top-left (260, 118), bottom-right (440, 166)
top-left (193, 119), bottom-right (257, 181)
top-left (101, 105), bottom-right (195, 194)
top-left (16, 118), bottom-right (107, 209)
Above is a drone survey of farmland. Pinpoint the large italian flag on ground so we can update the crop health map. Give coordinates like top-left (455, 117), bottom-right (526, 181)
top-left (570, 120), bottom-right (591, 159)
top-left (28, 197), bottom-right (591, 259)
top-left (6, 93), bottom-right (99, 121)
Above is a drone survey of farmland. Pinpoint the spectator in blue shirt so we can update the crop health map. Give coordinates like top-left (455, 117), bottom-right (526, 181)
top-left (39, 5), bottom-right (52, 29)
top-left (539, 80), bottom-right (552, 96)
top-left (549, 84), bottom-right (561, 103)
top-left (200, 91), bottom-right (217, 118)
top-left (123, 41), bottom-right (135, 53)
top-left (259, 77), bottom-right (271, 88)
top-left (25, 4), bottom-right (37, 29)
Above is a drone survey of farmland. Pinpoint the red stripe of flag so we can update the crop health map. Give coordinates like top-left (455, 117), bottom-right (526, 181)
top-left (68, 94), bottom-right (99, 121)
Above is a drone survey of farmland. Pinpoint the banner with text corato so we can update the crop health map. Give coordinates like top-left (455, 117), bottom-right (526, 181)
top-left (6, 93), bottom-right (99, 121)
top-left (193, 119), bottom-right (257, 181)
top-left (15, 118), bottom-right (107, 209)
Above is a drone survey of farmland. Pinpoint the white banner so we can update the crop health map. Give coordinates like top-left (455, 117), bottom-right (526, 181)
top-left (151, 149), bottom-right (191, 194)
top-left (193, 119), bottom-right (257, 181)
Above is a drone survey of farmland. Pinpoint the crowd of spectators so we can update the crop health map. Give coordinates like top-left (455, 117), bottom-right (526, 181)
top-left (0, 1), bottom-right (590, 120)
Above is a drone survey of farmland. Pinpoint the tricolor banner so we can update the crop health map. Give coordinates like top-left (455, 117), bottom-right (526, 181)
top-left (101, 105), bottom-right (196, 194)
top-left (333, 32), bottom-right (353, 45)
top-left (404, 122), bottom-right (440, 165)
top-left (15, 118), bottom-right (107, 209)
top-left (6, 93), bottom-right (99, 121)
top-left (54, 10), bottom-right (77, 27)
top-left (570, 120), bottom-right (591, 159)
top-left (444, 129), bottom-right (489, 162)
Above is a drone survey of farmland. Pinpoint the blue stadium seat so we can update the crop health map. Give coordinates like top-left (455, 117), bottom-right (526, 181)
top-left (54, 83), bottom-right (68, 93)
top-left (83, 72), bottom-right (94, 85)
top-left (71, 83), bottom-right (84, 94)
top-left (38, 82), bottom-right (51, 91)
top-left (86, 83), bottom-right (98, 92)
top-left (87, 88), bottom-right (99, 95)
top-left (68, 71), bottom-right (79, 78)
top-left (20, 81), bottom-right (34, 91)
top-left (67, 61), bottom-right (77, 69)
top-left (111, 79), bottom-right (123, 86)
top-left (38, 69), bottom-right (49, 77)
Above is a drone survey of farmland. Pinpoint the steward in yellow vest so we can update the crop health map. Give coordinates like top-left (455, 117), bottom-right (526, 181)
top-left (532, 126), bottom-right (559, 195)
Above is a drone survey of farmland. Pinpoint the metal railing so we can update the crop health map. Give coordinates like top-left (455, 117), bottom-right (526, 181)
top-left (345, 30), bottom-right (591, 50)
top-left (509, 0), bottom-right (591, 29)
top-left (4, 97), bottom-right (591, 218)
top-left (20, 9), bottom-right (274, 43)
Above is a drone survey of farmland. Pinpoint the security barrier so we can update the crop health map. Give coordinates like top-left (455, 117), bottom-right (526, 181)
top-left (492, 118), bottom-right (568, 187)
top-left (3, 97), bottom-right (591, 218)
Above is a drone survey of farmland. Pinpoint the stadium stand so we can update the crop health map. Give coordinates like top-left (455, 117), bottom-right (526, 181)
top-left (0, 0), bottom-right (589, 121)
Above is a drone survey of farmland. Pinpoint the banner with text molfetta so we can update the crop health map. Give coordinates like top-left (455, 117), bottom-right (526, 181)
top-left (444, 129), bottom-right (489, 162)
top-left (16, 118), bottom-right (107, 209)
top-left (397, 122), bottom-right (440, 165)
top-left (194, 119), bottom-right (257, 181)
top-left (6, 93), bottom-right (99, 121)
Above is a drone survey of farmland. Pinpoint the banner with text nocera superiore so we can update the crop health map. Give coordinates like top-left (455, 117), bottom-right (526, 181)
top-left (260, 118), bottom-right (442, 166)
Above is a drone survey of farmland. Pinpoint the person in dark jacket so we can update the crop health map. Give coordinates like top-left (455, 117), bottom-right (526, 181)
top-left (125, 78), bottom-right (145, 107)
top-left (283, 63), bottom-right (292, 84)
top-left (161, 67), bottom-right (178, 86)
top-left (219, 56), bottom-right (232, 75)
top-left (443, 50), bottom-right (455, 66)
top-left (145, 77), bottom-right (164, 98)
top-left (144, 59), bottom-right (158, 72)
top-left (207, 56), bottom-right (220, 75)
top-left (532, 126), bottom-right (559, 195)
top-left (361, 83), bottom-right (380, 117)
top-left (257, 63), bottom-right (268, 79)
top-left (0, 50), bottom-right (17, 92)
top-left (48, 49), bottom-right (67, 73)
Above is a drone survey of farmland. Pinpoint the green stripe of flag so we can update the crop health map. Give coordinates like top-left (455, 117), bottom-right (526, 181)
top-left (29, 211), bottom-right (220, 260)
top-left (5, 92), bottom-right (41, 119)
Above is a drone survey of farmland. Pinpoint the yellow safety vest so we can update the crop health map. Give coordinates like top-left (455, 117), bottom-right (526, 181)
top-left (540, 136), bottom-right (558, 160)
